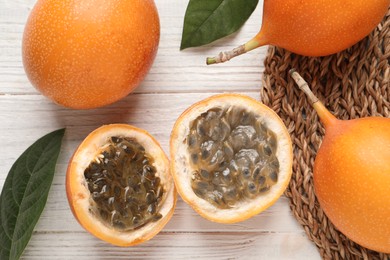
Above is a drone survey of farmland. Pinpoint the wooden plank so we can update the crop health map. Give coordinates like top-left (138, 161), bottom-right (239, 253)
top-left (21, 232), bottom-right (320, 259)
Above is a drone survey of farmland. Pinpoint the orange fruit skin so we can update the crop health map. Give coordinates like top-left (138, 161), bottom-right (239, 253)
top-left (22, 0), bottom-right (160, 109)
top-left (260, 0), bottom-right (389, 56)
top-left (314, 117), bottom-right (390, 253)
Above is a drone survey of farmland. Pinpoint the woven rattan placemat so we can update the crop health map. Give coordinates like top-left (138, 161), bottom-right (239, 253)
top-left (260, 10), bottom-right (390, 260)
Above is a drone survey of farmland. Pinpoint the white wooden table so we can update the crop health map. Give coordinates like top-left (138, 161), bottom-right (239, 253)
top-left (0, 1), bottom-right (320, 259)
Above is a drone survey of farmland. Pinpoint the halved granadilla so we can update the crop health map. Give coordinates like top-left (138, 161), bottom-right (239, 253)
top-left (66, 124), bottom-right (176, 246)
top-left (170, 94), bottom-right (292, 223)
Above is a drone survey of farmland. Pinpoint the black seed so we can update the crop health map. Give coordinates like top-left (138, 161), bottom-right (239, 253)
top-left (133, 183), bottom-right (141, 192)
top-left (258, 176), bottom-right (266, 186)
top-left (210, 125), bottom-right (222, 141)
top-left (92, 171), bottom-right (104, 178)
top-left (268, 133), bottom-right (277, 150)
top-left (193, 180), bottom-right (210, 197)
top-left (103, 151), bottom-right (110, 158)
top-left (188, 134), bottom-right (197, 147)
top-left (99, 209), bottom-right (108, 221)
top-left (240, 111), bottom-right (251, 125)
top-left (143, 165), bottom-right (152, 172)
top-left (84, 170), bottom-right (93, 179)
top-left (198, 126), bottom-right (206, 136)
top-left (201, 149), bottom-right (210, 159)
top-left (264, 145), bottom-right (272, 156)
top-left (138, 204), bottom-right (148, 212)
top-left (133, 215), bottom-right (141, 225)
top-left (224, 187), bottom-right (238, 200)
top-left (206, 110), bottom-right (217, 121)
top-left (106, 161), bottom-right (116, 169)
top-left (219, 161), bottom-right (229, 168)
top-left (87, 182), bottom-right (94, 191)
top-left (118, 207), bottom-right (129, 218)
top-left (146, 191), bottom-right (156, 204)
top-left (201, 141), bottom-right (214, 159)
top-left (253, 166), bottom-right (261, 179)
top-left (242, 168), bottom-right (251, 178)
top-left (132, 152), bottom-right (144, 162)
top-left (200, 169), bottom-right (210, 180)
top-left (142, 158), bottom-right (149, 165)
top-left (124, 146), bottom-right (134, 154)
top-left (113, 220), bottom-right (126, 230)
top-left (194, 180), bottom-right (209, 190)
top-left (197, 121), bottom-right (206, 136)
top-left (270, 171), bottom-right (278, 182)
top-left (142, 166), bottom-right (154, 181)
top-left (153, 213), bottom-right (162, 221)
top-left (134, 142), bottom-right (145, 152)
top-left (194, 187), bottom-right (206, 197)
top-left (114, 186), bottom-right (121, 196)
top-left (191, 154), bottom-right (199, 164)
top-left (148, 203), bottom-right (157, 214)
top-left (92, 192), bottom-right (102, 200)
top-left (248, 182), bottom-right (257, 193)
top-left (90, 162), bottom-right (100, 171)
top-left (111, 136), bottom-right (122, 143)
top-left (93, 178), bottom-right (105, 187)
top-left (210, 191), bottom-right (224, 205)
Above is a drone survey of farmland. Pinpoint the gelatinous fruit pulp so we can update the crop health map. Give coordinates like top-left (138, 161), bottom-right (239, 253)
top-left (170, 94), bottom-right (293, 223)
top-left (23, 0), bottom-right (160, 109)
top-left (207, 0), bottom-right (389, 64)
top-left (66, 124), bottom-right (176, 246)
top-left (290, 70), bottom-right (390, 253)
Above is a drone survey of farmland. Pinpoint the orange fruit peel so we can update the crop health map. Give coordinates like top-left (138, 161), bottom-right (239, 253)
top-left (23, 0), bottom-right (160, 109)
top-left (291, 70), bottom-right (390, 253)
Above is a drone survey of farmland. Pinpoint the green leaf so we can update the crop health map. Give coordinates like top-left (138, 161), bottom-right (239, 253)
top-left (0, 129), bottom-right (65, 260)
top-left (180, 0), bottom-right (259, 50)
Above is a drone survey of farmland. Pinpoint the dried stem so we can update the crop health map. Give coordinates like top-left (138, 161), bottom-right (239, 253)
top-left (206, 34), bottom-right (267, 65)
top-left (289, 69), bottom-right (338, 127)
top-left (206, 45), bottom-right (246, 65)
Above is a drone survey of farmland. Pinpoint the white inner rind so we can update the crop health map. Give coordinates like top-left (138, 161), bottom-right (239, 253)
top-left (68, 124), bottom-right (175, 245)
top-left (171, 95), bottom-right (292, 223)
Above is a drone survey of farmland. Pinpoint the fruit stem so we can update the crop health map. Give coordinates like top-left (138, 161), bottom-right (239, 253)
top-left (289, 69), bottom-right (338, 127)
top-left (206, 32), bottom-right (268, 65)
